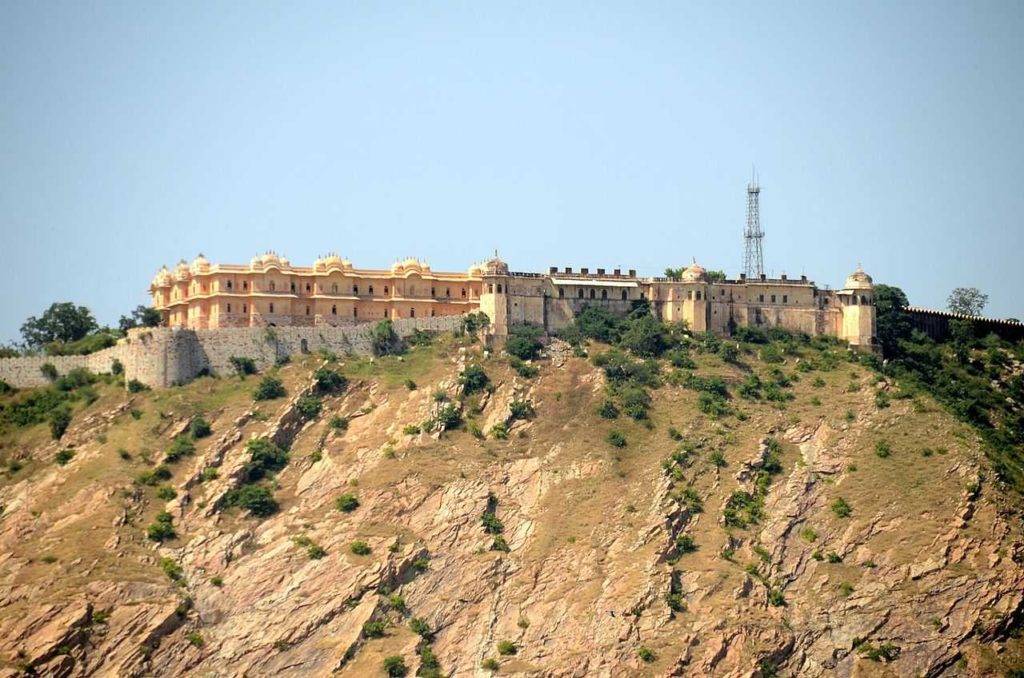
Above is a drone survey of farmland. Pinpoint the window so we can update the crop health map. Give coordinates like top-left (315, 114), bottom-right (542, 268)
top-left (431, 287), bottom-right (435, 297)
top-left (332, 283), bottom-right (338, 294)
top-left (243, 281), bottom-right (248, 291)
top-left (306, 306), bottom-right (310, 315)
top-left (687, 290), bottom-right (693, 300)
top-left (243, 304), bottom-right (247, 313)
top-left (589, 289), bottom-right (595, 299)
top-left (696, 291), bottom-right (701, 300)
top-left (782, 295), bottom-right (788, 303)
top-left (290, 282), bottom-right (296, 292)
top-left (227, 303), bottom-right (232, 313)
top-left (461, 288), bottom-right (466, 298)
top-left (578, 289), bottom-right (584, 299)
top-left (227, 280), bottom-right (233, 290)
top-left (446, 287), bottom-right (450, 297)
top-left (431, 309), bottom-right (436, 317)
top-left (488, 284), bottom-right (494, 293)
top-left (369, 285), bottom-right (374, 295)
top-left (410, 308), bottom-right (415, 318)
top-left (353, 284), bottom-right (359, 294)
top-left (331, 305), bottom-right (337, 315)
top-left (306, 283), bottom-right (311, 293)
top-left (353, 307), bottom-right (358, 317)
top-left (269, 303), bottom-right (274, 313)
top-left (621, 290), bottom-right (627, 300)
top-left (771, 295), bottom-right (776, 303)
top-left (269, 281), bottom-right (276, 291)
top-left (601, 289), bottom-right (608, 300)
top-left (861, 295), bottom-right (867, 304)
top-left (497, 284), bottom-right (502, 293)
top-left (758, 294), bottom-right (764, 302)
top-left (384, 286), bottom-right (389, 295)
top-left (558, 288), bottom-right (564, 298)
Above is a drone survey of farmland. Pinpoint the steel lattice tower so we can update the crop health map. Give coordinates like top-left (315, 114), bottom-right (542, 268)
top-left (743, 173), bottom-right (764, 278)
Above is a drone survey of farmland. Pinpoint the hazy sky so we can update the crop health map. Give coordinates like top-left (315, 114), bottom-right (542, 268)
top-left (2, 1), bottom-right (1022, 342)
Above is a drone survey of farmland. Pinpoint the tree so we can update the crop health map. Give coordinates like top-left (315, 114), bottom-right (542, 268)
top-left (20, 303), bottom-right (98, 348)
top-left (118, 305), bottom-right (162, 332)
top-left (947, 287), bottom-right (988, 317)
top-left (505, 324), bottom-right (543, 360)
top-left (370, 320), bottom-right (402, 356)
top-left (873, 284), bottom-right (912, 359)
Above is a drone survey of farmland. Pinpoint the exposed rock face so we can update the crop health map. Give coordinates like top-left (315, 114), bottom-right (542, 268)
top-left (0, 346), bottom-right (1022, 677)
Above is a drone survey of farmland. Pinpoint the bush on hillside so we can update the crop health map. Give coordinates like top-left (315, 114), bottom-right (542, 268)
top-left (253, 376), bottom-right (286, 401)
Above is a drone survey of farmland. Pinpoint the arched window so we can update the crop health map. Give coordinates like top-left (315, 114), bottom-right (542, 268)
top-left (431, 287), bottom-right (436, 297)
top-left (410, 308), bottom-right (415, 318)
top-left (601, 289), bottom-right (608, 300)
top-left (696, 291), bottom-right (701, 300)
top-left (332, 283), bottom-right (338, 294)
top-left (331, 305), bottom-right (337, 315)
top-left (384, 286), bottom-right (389, 295)
top-left (227, 280), bottom-right (233, 290)
top-left (446, 287), bottom-right (450, 297)
top-left (269, 281), bottom-right (276, 291)
top-left (353, 284), bottom-right (359, 294)
top-left (860, 295), bottom-right (867, 304)
top-left (290, 282), bottom-right (295, 292)
top-left (243, 281), bottom-right (248, 291)
top-left (589, 289), bottom-right (595, 299)
top-left (306, 283), bottom-right (311, 293)
top-left (369, 285), bottom-right (374, 295)
top-left (621, 290), bottom-right (627, 300)
top-left (497, 284), bottom-right (502, 293)
top-left (578, 289), bottom-right (584, 299)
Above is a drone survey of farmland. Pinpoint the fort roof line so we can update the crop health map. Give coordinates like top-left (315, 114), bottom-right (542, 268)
top-left (904, 306), bottom-right (1023, 326)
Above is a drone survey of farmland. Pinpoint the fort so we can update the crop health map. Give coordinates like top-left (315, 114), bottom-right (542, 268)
top-left (0, 252), bottom-right (876, 389)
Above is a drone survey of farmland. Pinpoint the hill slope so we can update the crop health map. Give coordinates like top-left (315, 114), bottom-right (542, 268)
top-left (0, 332), bottom-right (1022, 677)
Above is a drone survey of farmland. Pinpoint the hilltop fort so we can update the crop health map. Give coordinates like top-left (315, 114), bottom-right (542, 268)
top-left (150, 252), bottom-right (875, 345)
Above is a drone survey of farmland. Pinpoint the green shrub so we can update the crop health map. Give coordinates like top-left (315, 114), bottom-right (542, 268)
top-left (313, 367), bottom-right (347, 394)
top-left (0, 379), bottom-right (13, 396)
top-left (147, 512), bottom-right (175, 541)
top-left (505, 324), bottom-right (543, 360)
top-left (253, 376), bottom-right (286, 401)
top-left (496, 640), bottom-right (518, 656)
top-left (490, 422), bottom-right (509, 439)
top-left (674, 533), bottom-right (697, 555)
top-left (709, 450), bottom-right (727, 467)
top-left (186, 632), bottom-right (204, 647)
top-left (432, 403), bottom-right (461, 431)
top-left (165, 436), bottom-right (195, 463)
top-left (156, 485), bottom-right (177, 500)
top-left (459, 364), bottom-right (490, 395)
top-left (718, 343), bottom-right (740, 363)
top-left (874, 441), bottom-right (892, 458)
top-left (402, 423), bottom-right (421, 435)
top-left (482, 658), bottom-right (500, 671)
top-left (55, 448), bottom-right (75, 465)
top-left (329, 415), bottom-right (349, 431)
top-left (363, 620), bottom-right (387, 638)
top-left (409, 617), bottom-right (432, 639)
top-left (229, 356), bottom-right (257, 376)
top-left (620, 386), bottom-right (651, 420)
top-left (371, 320), bottom-right (402, 356)
top-left (859, 642), bottom-right (901, 662)
top-left (189, 417), bottom-right (212, 439)
top-left (127, 379), bottom-right (149, 393)
top-left (508, 399), bottom-right (535, 421)
top-left (335, 493), bottom-right (360, 512)
top-left (597, 400), bottom-right (620, 419)
top-left (667, 426), bottom-right (683, 441)
top-left (159, 556), bottom-right (183, 582)
top-left (382, 655), bottom-right (407, 677)
top-left (799, 526), bottom-right (818, 542)
top-left (55, 367), bottom-right (96, 391)
top-left (831, 497), bottom-right (852, 518)
top-left (637, 646), bottom-right (656, 662)
top-left (404, 379), bottom-right (417, 390)
top-left (509, 357), bottom-right (539, 378)
top-left (606, 431), bottom-right (627, 448)
top-left (200, 467), bottom-right (218, 482)
top-left (40, 363), bottom-right (58, 381)
top-left (241, 437), bottom-right (288, 481)
top-left (223, 484), bottom-right (279, 516)
top-left (827, 551), bottom-right (843, 564)
top-left (295, 395), bottom-right (322, 420)
top-left (49, 406), bottom-right (72, 439)
top-left (350, 540), bottom-right (371, 555)
top-left (210, 576), bottom-right (223, 587)
top-left (137, 465), bottom-right (172, 485)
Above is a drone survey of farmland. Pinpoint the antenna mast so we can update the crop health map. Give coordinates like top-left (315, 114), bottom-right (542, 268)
top-left (743, 170), bottom-right (764, 278)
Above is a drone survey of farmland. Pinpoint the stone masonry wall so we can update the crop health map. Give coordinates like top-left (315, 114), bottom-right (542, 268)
top-left (0, 315), bottom-right (466, 390)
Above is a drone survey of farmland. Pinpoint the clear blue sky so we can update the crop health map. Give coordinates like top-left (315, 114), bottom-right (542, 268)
top-left (2, 1), bottom-right (1022, 342)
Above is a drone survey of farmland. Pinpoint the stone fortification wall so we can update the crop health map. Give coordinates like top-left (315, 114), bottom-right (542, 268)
top-left (0, 315), bottom-right (465, 390)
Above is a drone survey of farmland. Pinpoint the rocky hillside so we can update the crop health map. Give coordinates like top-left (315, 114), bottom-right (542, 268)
top-left (0, 328), bottom-right (1022, 677)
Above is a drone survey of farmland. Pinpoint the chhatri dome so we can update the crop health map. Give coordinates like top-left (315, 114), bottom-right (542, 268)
top-left (189, 253), bottom-right (210, 275)
top-left (313, 253), bottom-right (351, 272)
top-left (151, 266), bottom-right (173, 288)
top-left (391, 258), bottom-right (431, 275)
top-left (249, 251), bottom-right (290, 270)
top-left (680, 262), bottom-right (708, 282)
top-left (844, 265), bottom-right (873, 290)
top-left (174, 259), bottom-right (191, 281)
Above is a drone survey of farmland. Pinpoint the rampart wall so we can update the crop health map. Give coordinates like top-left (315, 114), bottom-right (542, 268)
top-left (0, 315), bottom-right (465, 390)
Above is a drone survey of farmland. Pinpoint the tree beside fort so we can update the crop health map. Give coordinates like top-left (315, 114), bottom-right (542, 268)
top-left (947, 287), bottom-right (988, 317)
top-left (20, 303), bottom-right (98, 348)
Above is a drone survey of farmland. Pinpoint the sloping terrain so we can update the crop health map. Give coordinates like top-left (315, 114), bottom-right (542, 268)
top-left (0, 332), bottom-right (1022, 677)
